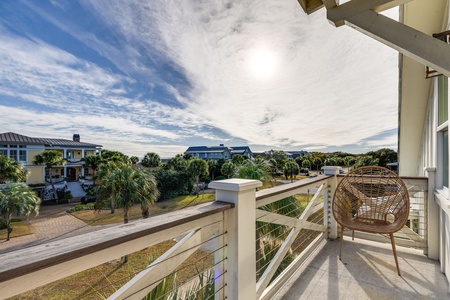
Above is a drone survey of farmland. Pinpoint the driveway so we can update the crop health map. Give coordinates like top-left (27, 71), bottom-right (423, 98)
top-left (0, 203), bottom-right (99, 254)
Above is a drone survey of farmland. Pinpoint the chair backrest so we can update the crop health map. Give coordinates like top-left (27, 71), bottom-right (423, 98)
top-left (332, 166), bottom-right (409, 233)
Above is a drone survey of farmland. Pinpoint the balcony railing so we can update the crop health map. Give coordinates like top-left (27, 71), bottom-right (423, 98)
top-left (0, 167), bottom-right (448, 299)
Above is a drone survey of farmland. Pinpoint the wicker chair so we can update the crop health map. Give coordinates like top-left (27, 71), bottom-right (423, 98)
top-left (332, 166), bottom-right (410, 276)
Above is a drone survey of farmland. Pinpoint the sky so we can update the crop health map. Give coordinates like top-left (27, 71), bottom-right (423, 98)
top-left (0, 0), bottom-right (399, 158)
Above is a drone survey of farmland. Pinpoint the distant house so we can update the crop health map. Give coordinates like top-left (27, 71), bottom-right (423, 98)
top-left (185, 145), bottom-right (253, 160)
top-left (285, 150), bottom-right (310, 159)
top-left (230, 146), bottom-right (253, 159)
top-left (0, 132), bottom-right (102, 184)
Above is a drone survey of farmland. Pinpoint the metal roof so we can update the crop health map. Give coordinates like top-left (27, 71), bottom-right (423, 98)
top-left (0, 132), bottom-right (102, 148)
top-left (0, 132), bottom-right (46, 145)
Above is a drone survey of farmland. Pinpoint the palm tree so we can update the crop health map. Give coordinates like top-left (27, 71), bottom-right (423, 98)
top-left (33, 150), bottom-right (66, 200)
top-left (221, 162), bottom-right (237, 179)
top-left (82, 154), bottom-right (103, 181)
top-left (0, 183), bottom-right (41, 241)
top-left (141, 152), bottom-right (160, 168)
top-left (187, 158), bottom-right (209, 195)
top-left (283, 160), bottom-right (299, 182)
top-left (237, 160), bottom-right (269, 181)
top-left (129, 156), bottom-right (139, 165)
top-left (96, 163), bottom-right (159, 223)
top-left (0, 155), bottom-right (27, 183)
top-left (302, 159), bottom-right (311, 170)
top-left (313, 157), bottom-right (322, 172)
top-left (207, 159), bottom-right (217, 180)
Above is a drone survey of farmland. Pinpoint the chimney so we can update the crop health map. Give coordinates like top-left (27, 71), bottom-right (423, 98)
top-left (73, 134), bottom-right (80, 142)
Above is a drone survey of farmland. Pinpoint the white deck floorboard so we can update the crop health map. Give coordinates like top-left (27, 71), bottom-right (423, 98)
top-left (272, 237), bottom-right (449, 299)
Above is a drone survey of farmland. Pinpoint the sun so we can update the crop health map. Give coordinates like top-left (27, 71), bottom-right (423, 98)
top-left (248, 49), bottom-right (277, 80)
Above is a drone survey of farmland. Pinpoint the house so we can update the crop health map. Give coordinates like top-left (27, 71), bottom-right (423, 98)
top-left (397, 0), bottom-right (450, 289)
top-left (0, 132), bottom-right (102, 184)
top-left (284, 150), bottom-right (310, 159)
top-left (185, 145), bottom-right (252, 160)
top-left (229, 146), bottom-right (253, 159)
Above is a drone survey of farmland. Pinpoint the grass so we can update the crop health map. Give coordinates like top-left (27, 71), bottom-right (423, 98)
top-left (0, 219), bottom-right (33, 240)
top-left (71, 194), bottom-right (215, 226)
top-left (12, 240), bottom-right (214, 300)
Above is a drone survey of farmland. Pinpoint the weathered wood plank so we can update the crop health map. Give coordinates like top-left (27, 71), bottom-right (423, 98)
top-left (0, 202), bottom-right (231, 299)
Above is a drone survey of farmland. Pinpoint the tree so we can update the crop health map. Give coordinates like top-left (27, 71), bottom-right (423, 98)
top-left (0, 183), bottom-right (40, 241)
top-left (82, 154), bottom-right (103, 180)
top-left (352, 155), bottom-right (379, 169)
top-left (166, 155), bottom-right (187, 171)
top-left (301, 159), bottom-right (311, 170)
top-left (313, 157), bottom-right (322, 172)
top-left (283, 160), bottom-right (299, 182)
top-left (207, 159), bottom-right (218, 180)
top-left (269, 150), bottom-right (288, 171)
top-left (101, 149), bottom-right (129, 163)
top-left (96, 162), bottom-right (159, 223)
top-left (187, 158), bottom-right (209, 195)
top-left (141, 152), bottom-right (160, 168)
top-left (221, 162), bottom-right (237, 179)
top-left (0, 155), bottom-right (27, 183)
top-left (231, 154), bottom-right (245, 166)
top-left (129, 156), bottom-right (139, 165)
top-left (33, 150), bottom-right (66, 200)
top-left (237, 160), bottom-right (269, 181)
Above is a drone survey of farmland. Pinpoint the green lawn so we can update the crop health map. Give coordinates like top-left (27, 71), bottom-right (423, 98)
top-left (0, 220), bottom-right (33, 240)
top-left (12, 241), bottom-right (214, 300)
top-left (71, 193), bottom-right (215, 226)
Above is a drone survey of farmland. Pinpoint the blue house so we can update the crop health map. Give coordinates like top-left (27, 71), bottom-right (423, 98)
top-left (185, 145), bottom-right (253, 160)
top-left (185, 145), bottom-right (232, 160)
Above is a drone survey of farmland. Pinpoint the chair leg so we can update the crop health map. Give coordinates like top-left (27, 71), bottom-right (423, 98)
top-left (390, 233), bottom-right (401, 276)
top-left (339, 226), bottom-right (344, 260)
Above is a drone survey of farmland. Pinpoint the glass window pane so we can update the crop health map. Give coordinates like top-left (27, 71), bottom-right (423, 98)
top-left (444, 130), bottom-right (448, 188)
top-left (438, 76), bottom-right (448, 126)
top-left (9, 149), bottom-right (17, 160)
top-left (19, 150), bottom-right (26, 162)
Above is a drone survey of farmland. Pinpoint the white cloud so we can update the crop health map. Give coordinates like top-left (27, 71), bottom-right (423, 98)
top-left (0, 1), bottom-right (400, 157)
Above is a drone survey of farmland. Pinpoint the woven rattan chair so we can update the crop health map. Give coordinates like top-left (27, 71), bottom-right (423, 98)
top-left (332, 166), bottom-right (409, 276)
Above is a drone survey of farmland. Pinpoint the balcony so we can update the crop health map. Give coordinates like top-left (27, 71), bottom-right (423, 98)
top-left (0, 167), bottom-right (449, 299)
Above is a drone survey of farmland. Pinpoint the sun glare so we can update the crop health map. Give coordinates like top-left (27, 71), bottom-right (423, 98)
top-left (248, 49), bottom-right (277, 80)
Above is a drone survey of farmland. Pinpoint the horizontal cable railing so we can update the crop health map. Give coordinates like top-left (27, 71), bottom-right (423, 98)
top-left (0, 201), bottom-right (231, 299)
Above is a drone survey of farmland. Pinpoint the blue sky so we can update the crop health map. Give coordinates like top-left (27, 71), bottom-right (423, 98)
top-left (0, 0), bottom-right (398, 158)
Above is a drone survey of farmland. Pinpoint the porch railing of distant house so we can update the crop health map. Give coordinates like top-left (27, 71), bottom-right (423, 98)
top-left (0, 167), bottom-right (432, 299)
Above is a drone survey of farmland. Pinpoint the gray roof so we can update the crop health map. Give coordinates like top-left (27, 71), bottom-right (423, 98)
top-left (0, 132), bottom-right (102, 148)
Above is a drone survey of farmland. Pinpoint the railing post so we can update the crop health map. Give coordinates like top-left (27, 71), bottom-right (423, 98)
top-left (425, 167), bottom-right (439, 259)
top-left (209, 179), bottom-right (262, 300)
top-left (322, 166), bottom-right (341, 240)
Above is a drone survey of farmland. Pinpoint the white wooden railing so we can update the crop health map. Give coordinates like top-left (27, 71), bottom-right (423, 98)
top-left (0, 167), bottom-right (439, 299)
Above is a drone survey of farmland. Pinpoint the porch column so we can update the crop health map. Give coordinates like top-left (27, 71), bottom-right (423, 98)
top-left (322, 166), bottom-right (341, 240)
top-left (209, 179), bottom-right (262, 300)
top-left (63, 165), bottom-right (67, 179)
top-left (425, 168), bottom-right (438, 259)
top-left (63, 148), bottom-right (67, 159)
top-left (81, 149), bottom-right (85, 159)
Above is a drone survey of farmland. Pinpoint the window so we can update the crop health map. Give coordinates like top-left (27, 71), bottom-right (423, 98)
top-left (0, 149), bottom-right (7, 156)
top-left (439, 76), bottom-right (448, 125)
top-left (9, 149), bottom-right (17, 160)
top-left (438, 76), bottom-right (449, 188)
top-left (19, 150), bottom-right (26, 162)
top-left (444, 131), bottom-right (449, 188)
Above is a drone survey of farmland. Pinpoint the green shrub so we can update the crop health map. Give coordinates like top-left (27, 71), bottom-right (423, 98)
top-left (214, 176), bottom-right (226, 181)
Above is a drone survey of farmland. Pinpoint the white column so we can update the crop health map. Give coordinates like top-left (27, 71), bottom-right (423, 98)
top-left (63, 148), bottom-right (67, 159)
top-left (322, 166), bottom-right (341, 239)
top-left (63, 166), bottom-right (67, 179)
top-left (425, 167), bottom-right (439, 259)
top-left (81, 149), bottom-right (85, 159)
top-left (209, 179), bottom-right (262, 300)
